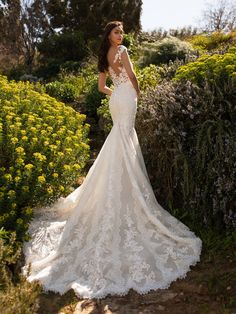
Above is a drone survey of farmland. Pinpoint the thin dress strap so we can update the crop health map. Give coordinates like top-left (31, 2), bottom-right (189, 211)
top-left (113, 45), bottom-right (127, 64)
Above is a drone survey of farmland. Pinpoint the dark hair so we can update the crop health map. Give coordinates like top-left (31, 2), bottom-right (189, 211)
top-left (98, 21), bottom-right (123, 73)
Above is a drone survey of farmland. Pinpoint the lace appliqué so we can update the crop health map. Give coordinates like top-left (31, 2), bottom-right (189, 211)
top-left (108, 45), bottom-right (130, 87)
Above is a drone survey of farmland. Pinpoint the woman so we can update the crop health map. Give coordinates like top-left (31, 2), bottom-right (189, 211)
top-left (22, 21), bottom-right (202, 300)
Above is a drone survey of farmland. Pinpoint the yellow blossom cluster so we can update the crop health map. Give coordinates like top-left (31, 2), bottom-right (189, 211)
top-left (0, 74), bottom-right (90, 239)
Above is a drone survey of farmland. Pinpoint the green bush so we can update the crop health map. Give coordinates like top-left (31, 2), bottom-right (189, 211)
top-left (59, 60), bottom-right (82, 73)
top-left (136, 77), bottom-right (236, 231)
top-left (33, 59), bottom-right (62, 81)
top-left (97, 97), bottom-right (113, 135)
top-left (45, 81), bottom-right (77, 103)
top-left (0, 231), bottom-right (41, 314)
top-left (174, 48), bottom-right (236, 85)
top-left (38, 31), bottom-right (87, 62)
top-left (57, 62), bottom-right (109, 116)
top-left (139, 36), bottom-right (195, 67)
top-left (189, 31), bottom-right (236, 53)
top-left (156, 59), bottom-right (187, 80)
top-left (55, 62), bottom-right (101, 112)
top-left (122, 33), bottom-right (138, 56)
top-left (34, 31), bottom-right (88, 80)
top-left (135, 64), bottom-right (161, 90)
top-left (84, 79), bottom-right (106, 117)
top-left (58, 62), bottom-right (98, 94)
top-left (5, 64), bottom-right (27, 81)
top-left (0, 75), bottom-right (90, 244)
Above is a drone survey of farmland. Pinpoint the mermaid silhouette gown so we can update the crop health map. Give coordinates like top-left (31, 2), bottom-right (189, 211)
top-left (22, 45), bottom-right (202, 299)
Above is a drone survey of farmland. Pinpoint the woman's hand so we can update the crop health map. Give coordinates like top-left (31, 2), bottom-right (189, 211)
top-left (98, 71), bottom-right (113, 96)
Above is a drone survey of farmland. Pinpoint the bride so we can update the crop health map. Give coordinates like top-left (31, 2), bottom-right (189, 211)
top-left (22, 20), bottom-right (202, 300)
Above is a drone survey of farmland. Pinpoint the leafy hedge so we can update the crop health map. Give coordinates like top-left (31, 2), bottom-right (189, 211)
top-left (47, 63), bottom-right (106, 116)
top-left (0, 231), bottom-right (41, 314)
top-left (58, 63), bottom-right (98, 96)
top-left (139, 36), bottom-right (195, 67)
top-left (0, 75), bottom-right (90, 244)
top-left (45, 81), bottom-right (77, 103)
top-left (188, 31), bottom-right (236, 53)
top-left (174, 47), bottom-right (236, 85)
top-left (36, 31), bottom-right (88, 79)
top-left (85, 78), bottom-right (110, 117)
top-left (136, 77), bottom-right (236, 230)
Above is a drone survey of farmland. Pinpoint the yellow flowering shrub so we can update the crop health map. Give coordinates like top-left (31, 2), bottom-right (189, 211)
top-left (174, 48), bottom-right (236, 85)
top-left (0, 75), bottom-right (90, 243)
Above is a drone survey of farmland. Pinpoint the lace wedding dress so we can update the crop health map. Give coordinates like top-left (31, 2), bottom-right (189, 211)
top-left (22, 45), bottom-right (202, 299)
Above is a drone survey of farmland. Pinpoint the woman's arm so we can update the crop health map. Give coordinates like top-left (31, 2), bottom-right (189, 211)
top-left (98, 71), bottom-right (113, 96)
top-left (121, 48), bottom-right (140, 98)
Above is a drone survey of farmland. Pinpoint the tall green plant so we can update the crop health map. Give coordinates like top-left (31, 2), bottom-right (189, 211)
top-left (0, 231), bottom-right (41, 314)
top-left (136, 78), bottom-right (236, 231)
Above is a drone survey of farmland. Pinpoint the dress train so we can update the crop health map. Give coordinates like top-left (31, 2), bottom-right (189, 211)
top-left (22, 45), bottom-right (202, 299)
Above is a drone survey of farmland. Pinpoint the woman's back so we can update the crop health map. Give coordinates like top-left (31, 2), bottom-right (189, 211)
top-left (107, 45), bottom-right (125, 74)
top-left (107, 45), bottom-right (130, 87)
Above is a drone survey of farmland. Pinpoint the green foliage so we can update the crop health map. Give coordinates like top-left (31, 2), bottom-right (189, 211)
top-left (97, 97), bottom-right (113, 135)
top-left (0, 75), bottom-right (90, 244)
top-left (45, 81), bottom-right (77, 103)
top-left (57, 62), bottom-right (106, 115)
top-left (175, 49), bottom-right (236, 85)
top-left (33, 59), bottom-right (62, 80)
top-left (122, 33), bottom-right (138, 56)
top-left (139, 36), bottom-right (195, 67)
top-left (138, 26), bottom-right (198, 44)
top-left (45, 0), bottom-right (142, 39)
top-left (199, 228), bottom-right (236, 260)
top-left (136, 77), bottom-right (236, 231)
top-left (38, 31), bottom-right (87, 63)
top-left (36, 31), bottom-right (88, 79)
top-left (85, 79), bottom-right (107, 117)
top-left (58, 62), bottom-right (98, 95)
top-left (59, 60), bottom-right (82, 73)
top-left (157, 59), bottom-right (187, 80)
top-left (189, 31), bottom-right (236, 53)
top-left (135, 64), bottom-right (161, 90)
top-left (5, 64), bottom-right (28, 82)
top-left (0, 231), bottom-right (41, 314)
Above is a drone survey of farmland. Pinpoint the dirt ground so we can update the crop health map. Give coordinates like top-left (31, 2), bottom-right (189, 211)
top-left (37, 241), bottom-right (236, 314)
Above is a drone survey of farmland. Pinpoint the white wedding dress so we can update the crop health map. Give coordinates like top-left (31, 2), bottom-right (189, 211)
top-left (22, 45), bottom-right (202, 299)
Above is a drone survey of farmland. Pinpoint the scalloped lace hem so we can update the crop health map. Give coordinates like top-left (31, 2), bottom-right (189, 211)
top-left (31, 244), bottom-right (202, 300)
